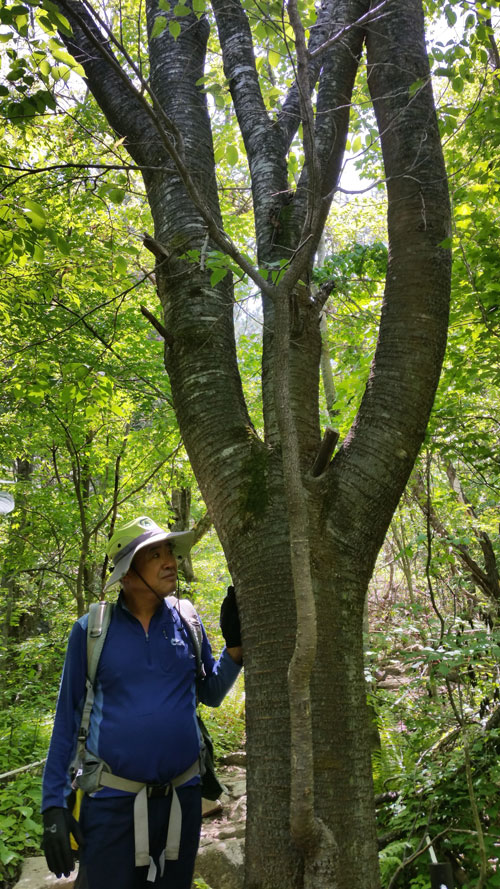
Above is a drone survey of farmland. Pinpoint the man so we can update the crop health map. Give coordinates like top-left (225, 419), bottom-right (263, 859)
top-left (41, 515), bottom-right (242, 889)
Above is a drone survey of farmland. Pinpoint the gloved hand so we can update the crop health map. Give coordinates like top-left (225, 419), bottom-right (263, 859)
top-left (220, 585), bottom-right (242, 648)
top-left (42, 806), bottom-right (82, 878)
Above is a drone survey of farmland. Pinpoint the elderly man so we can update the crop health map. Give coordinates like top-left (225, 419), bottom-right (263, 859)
top-left (42, 515), bottom-right (242, 889)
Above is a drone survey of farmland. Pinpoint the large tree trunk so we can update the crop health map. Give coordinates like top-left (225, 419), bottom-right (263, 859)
top-left (54, 0), bottom-right (451, 886)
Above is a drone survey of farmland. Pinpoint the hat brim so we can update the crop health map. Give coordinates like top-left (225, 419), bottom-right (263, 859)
top-left (104, 529), bottom-right (195, 590)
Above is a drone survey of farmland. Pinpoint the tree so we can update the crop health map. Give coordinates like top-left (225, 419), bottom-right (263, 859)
top-left (2, 0), bottom-right (452, 886)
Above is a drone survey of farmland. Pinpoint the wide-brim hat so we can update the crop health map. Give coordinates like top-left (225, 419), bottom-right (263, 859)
top-left (104, 515), bottom-right (194, 590)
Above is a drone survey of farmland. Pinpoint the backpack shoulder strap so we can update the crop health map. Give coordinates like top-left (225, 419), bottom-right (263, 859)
top-left (75, 602), bottom-right (114, 762)
top-left (87, 601), bottom-right (114, 684)
top-left (166, 595), bottom-right (205, 679)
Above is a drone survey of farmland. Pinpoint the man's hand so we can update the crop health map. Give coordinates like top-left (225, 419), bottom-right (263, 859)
top-left (42, 806), bottom-right (82, 878)
top-left (220, 585), bottom-right (242, 658)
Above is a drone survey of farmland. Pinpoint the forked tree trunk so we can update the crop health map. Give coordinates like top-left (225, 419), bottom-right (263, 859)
top-left (55, 1), bottom-right (451, 886)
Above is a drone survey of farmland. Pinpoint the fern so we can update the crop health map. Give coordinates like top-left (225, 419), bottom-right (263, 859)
top-left (379, 838), bottom-right (417, 886)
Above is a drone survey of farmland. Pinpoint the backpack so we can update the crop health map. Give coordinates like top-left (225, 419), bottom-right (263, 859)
top-left (75, 596), bottom-right (225, 803)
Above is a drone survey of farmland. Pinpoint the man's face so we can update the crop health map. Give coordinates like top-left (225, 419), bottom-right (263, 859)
top-left (125, 539), bottom-right (178, 597)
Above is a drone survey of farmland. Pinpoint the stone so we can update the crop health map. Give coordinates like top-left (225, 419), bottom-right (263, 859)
top-left (194, 837), bottom-right (244, 889)
top-left (219, 751), bottom-right (246, 767)
top-left (218, 825), bottom-right (238, 839)
top-left (232, 796), bottom-right (247, 820)
top-left (14, 857), bottom-right (77, 889)
top-left (202, 798), bottom-right (223, 817)
top-left (196, 762), bottom-right (246, 889)
top-left (226, 780), bottom-right (246, 799)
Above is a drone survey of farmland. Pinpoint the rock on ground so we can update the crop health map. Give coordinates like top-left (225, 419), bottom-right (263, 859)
top-left (13, 857), bottom-right (77, 888)
top-left (195, 762), bottom-right (246, 889)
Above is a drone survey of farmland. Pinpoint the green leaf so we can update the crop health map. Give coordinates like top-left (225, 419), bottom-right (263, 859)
top-left (23, 198), bottom-right (46, 231)
top-left (268, 49), bottom-right (280, 67)
top-left (17, 805), bottom-right (33, 817)
top-left (444, 6), bottom-right (457, 27)
top-left (107, 188), bottom-right (126, 204)
top-left (174, 3), bottom-right (190, 14)
top-left (46, 228), bottom-right (70, 255)
top-left (169, 19), bottom-right (181, 39)
top-left (409, 78), bottom-right (425, 98)
top-left (49, 44), bottom-right (84, 76)
top-left (33, 242), bottom-right (45, 262)
top-left (151, 15), bottom-right (167, 38)
top-left (192, 0), bottom-right (205, 12)
top-left (0, 843), bottom-right (16, 866)
top-left (53, 10), bottom-right (72, 36)
top-left (210, 267), bottom-right (228, 286)
top-left (60, 384), bottom-right (76, 404)
top-left (115, 255), bottom-right (127, 275)
top-left (26, 387), bottom-right (46, 404)
top-left (226, 144), bottom-right (238, 166)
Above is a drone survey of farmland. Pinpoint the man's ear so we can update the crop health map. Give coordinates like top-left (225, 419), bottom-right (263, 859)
top-left (120, 569), bottom-right (133, 590)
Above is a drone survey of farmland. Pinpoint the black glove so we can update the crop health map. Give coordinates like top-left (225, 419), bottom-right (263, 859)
top-left (220, 585), bottom-right (241, 647)
top-left (42, 806), bottom-right (82, 878)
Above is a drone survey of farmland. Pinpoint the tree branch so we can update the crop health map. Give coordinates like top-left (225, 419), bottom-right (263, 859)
top-left (211, 0), bottom-right (271, 150)
top-left (445, 462), bottom-right (500, 601)
top-left (286, 0), bottom-right (368, 263)
top-left (56, 0), bottom-right (273, 295)
top-left (50, 298), bottom-right (173, 405)
top-left (140, 305), bottom-right (174, 345)
top-left (308, 0), bottom-right (390, 61)
top-left (328, 0), bottom-right (451, 552)
top-left (143, 232), bottom-right (171, 261)
top-left (311, 427), bottom-right (339, 477)
top-left (412, 471), bottom-right (498, 606)
top-left (100, 426), bottom-right (129, 586)
top-left (56, 0), bottom-right (165, 167)
top-left (0, 161), bottom-right (164, 191)
top-left (277, 0), bottom-right (363, 151)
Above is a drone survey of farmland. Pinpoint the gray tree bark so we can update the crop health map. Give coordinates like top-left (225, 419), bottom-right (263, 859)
top-left (53, 1), bottom-right (451, 886)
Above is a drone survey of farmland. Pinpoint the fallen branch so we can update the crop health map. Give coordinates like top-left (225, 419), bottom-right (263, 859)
top-left (0, 759), bottom-right (46, 782)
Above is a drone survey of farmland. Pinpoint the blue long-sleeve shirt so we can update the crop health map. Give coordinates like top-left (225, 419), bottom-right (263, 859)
top-left (42, 595), bottom-right (241, 810)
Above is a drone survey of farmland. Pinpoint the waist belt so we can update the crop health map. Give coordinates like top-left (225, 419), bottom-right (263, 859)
top-left (98, 759), bottom-right (200, 866)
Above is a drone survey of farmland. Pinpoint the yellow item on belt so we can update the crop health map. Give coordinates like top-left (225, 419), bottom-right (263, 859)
top-left (70, 788), bottom-right (84, 851)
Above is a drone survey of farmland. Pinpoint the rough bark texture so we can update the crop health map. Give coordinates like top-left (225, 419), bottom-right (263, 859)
top-left (53, 1), bottom-right (451, 886)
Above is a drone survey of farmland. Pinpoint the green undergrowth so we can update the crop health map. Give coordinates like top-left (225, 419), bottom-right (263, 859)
top-left (0, 774), bottom-right (43, 886)
top-left (0, 704), bottom-right (51, 886)
top-left (199, 673), bottom-right (246, 761)
top-left (370, 613), bottom-right (500, 888)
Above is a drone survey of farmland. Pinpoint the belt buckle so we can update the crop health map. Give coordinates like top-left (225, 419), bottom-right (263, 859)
top-left (147, 783), bottom-right (169, 799)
